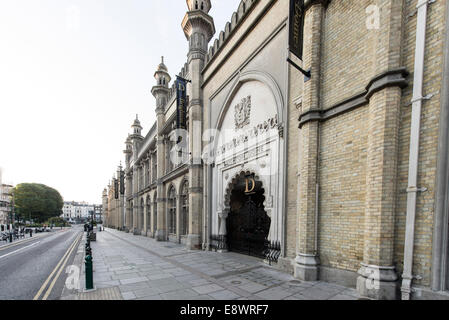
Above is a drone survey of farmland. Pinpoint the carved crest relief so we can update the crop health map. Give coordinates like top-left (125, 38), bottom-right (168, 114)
top-left (234, 96), bottom-right (251, 129)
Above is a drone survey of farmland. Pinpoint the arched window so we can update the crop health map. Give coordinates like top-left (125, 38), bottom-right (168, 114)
top-left (168, 186), bottom-right (177, 234)
top-left (152, 153), bottom-right (157, 184)
top-left (140, 198), bottom-right (144, 230)
top-left (181, 181), bottom-right (189, 235)
top-left (146, 196), bottom-right (151, 231)
top-left (145, 160), bottom-right (150, 187)
top-left (201, 2), bottom-right (204, 10)
top-left (195, 1), bottom-right (198, 9)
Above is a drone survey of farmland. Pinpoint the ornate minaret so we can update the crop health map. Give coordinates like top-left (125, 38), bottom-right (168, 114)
top-left (102, 188), bottom-right (108, 227)
top-left (130, 115), bottom-right (143, 233)
top-left (130, 115), bottom-right (143, 151)
top-left (123, 135), bottom-right (132, 232)
top-left (182, 0), bottom-right (215, 250)
top-left (124, 135), bottom-right (132, 167)
top-left (107, 181), bottom-right (113, 228)
top-left (116, 163), bottom-right (124, 229)
top-left (152, 57), bottom-right (171, 241)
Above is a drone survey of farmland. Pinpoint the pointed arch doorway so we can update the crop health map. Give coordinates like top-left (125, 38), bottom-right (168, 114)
top-left (225, 173), bottom-right (271, 259)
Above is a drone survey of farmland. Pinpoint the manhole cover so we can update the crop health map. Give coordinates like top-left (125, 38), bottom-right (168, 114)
top-left (231, 280), bottom-right (242, 285)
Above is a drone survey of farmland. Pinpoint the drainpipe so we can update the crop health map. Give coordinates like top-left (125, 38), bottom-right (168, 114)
top-left (401, 0), bottom-right (430, 300)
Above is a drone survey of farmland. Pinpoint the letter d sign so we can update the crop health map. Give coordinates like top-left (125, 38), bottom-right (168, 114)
top-left (245, 177), bottom-right (256, 194)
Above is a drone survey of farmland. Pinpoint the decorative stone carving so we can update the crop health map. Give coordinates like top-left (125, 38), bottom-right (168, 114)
top-left (278, 123), bottom-right (284, 138)
top-left (234, 96), bottom-right (251, 129)
top-left (218, 211), bottom-right (228, 220)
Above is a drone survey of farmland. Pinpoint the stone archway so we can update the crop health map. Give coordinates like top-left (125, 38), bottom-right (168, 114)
top-left (221, 171), bottom-right (271, 258)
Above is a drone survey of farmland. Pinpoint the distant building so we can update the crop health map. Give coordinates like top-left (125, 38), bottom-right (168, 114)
top-left (0, 183), bottom-right (13, 225)
top-left (94, 205), bottom-right (102, 222)
top-left (0, 169), bottom-right (13, 225)
top-left (61, 201), bottom-right (96, 222)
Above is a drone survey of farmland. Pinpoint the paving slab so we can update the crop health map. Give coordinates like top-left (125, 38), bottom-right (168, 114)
top-left (208, 289), bottom-right (242, 300)
top-left (192, 284), bottom-right (225, 295)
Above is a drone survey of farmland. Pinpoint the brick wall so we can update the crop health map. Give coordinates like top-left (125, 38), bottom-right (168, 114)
top-left (318, 107), bottom-right (368, 271)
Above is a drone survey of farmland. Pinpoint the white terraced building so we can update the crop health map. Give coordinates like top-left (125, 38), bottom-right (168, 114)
top-left (61, 201), bottom-right (95, 222)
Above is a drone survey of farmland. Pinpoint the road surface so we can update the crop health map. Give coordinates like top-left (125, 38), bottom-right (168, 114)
top-left (0, 225), bottom-right (83, 300)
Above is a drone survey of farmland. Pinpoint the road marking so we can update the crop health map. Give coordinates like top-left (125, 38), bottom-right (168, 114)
top-left (42, 234), bottom-right (82, 300)
top-left (33, 233), bottom-right (82, 300)
top-left (0, 229), bottom-right (69, 252)
top-left (0, 241), bottom-right (41, 260)
top-left (0, 234), bottom-right (46, 252)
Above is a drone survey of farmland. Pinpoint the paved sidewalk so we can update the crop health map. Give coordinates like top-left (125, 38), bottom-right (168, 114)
top-left (62, 228), bottom-right (361, 300)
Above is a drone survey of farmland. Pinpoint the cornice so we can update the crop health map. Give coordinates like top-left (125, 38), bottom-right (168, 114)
top-left (298, 68), bottom-right (409, 128)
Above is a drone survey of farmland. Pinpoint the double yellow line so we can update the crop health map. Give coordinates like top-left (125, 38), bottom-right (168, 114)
top-left (33, 232), bottom-right (83, 300)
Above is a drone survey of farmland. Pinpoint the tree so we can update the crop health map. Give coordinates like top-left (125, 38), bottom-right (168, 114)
top-left (13, 183), bottom-right (63, 223)
top-left (47, 216), bottom-right (67, 227)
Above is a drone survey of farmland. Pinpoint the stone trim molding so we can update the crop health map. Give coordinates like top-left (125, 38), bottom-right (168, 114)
top-left (189, 99), bottom-right (203, 107)
top-left (298, 68), bottom-right (409, 128)
top-left (189, 187), bottom-right (203, 193)
top-left (161, 164), bottom-right (189, 184)
top-left (160, 112), bottom-right (176, 135)
top-left (303, 0), bottom-right (332, 12)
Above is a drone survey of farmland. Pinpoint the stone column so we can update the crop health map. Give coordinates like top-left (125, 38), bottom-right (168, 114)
top-left (118, 192), bottom-right (124, 230)
top-left (156, 135), bottom-right (167, 241)
top-left (143, 199), bottom-right (148, 236)
top-left (356, 0), bottom-right (405, 300)
top-left (125, 172), bottom-right (132, 232)
top-left (152, 198), bottom-right (157, 238)
top-left (218, 211), bottom-right (228, 252)
top-left (294, 0), bottom-right (326, 281)
top-left (132, 165), bottom-right (138, 234)
top-left (182, 4), bottom-right (215, 250)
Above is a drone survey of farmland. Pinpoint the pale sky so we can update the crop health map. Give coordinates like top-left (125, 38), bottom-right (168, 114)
top-left (0, 0), bottom-right (242, 204)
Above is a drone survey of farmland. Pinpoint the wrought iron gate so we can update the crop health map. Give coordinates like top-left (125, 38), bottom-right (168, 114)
top-left (227, 196), bottom-right (271, 259)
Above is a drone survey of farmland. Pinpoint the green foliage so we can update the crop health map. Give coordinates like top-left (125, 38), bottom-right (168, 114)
top-left (29, 223), bottom-right (43, 228)
top-left (47, 216), bottom-right (68, 227)
top-left (13, 183), bottom-right (63, 223)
